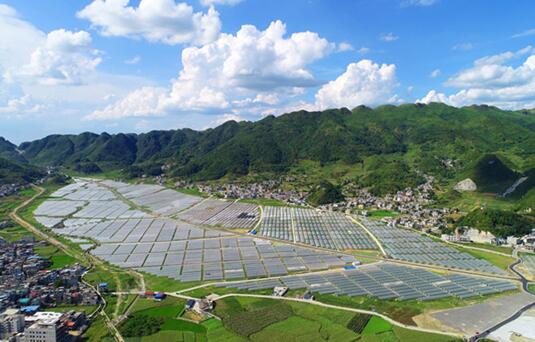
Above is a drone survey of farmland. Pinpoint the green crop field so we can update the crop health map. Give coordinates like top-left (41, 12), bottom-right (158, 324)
top-left (116, 295), bottom-right (462, 341)
top-left (462, 242), bottom-right (513, 254)
top-left (455, 247), bottom-right (516, 270)
top-left (34, 245), bottom-right (77, 269)
top-left (368, 210), bottom-right (400, 219)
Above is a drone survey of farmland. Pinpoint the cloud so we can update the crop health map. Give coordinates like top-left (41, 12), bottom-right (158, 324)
top-left (337, 42), bottom-right (354, 52)
top-left (20, 29), bottom-right (101, 85)
top-left (315, 59), bottom-right (398, 109)
top-left (358, 47), bottom-right (370, 55)
top-left (0, 5), bottom-right (102, 87)
top-left (77, 0), bottom-right (221, 45)
top-left (87, 20), bottom-right (335, 120)
top-left (213, 113), bottom-right (243, 125)
top-left (430, 69), bottom-right (441, 78)
top-left (380, 32), bottom-right (398, 42)
top-left (452, 42), bottom-right (473, 51)
top-left (418, 46), bottom-right (535, 109)
top-left (0, 3), bottom-right (153, 127)
top-left (0, 95), bottom-right (44, 115)
top-left (124, 56), bottom-right (141, 64)
top-left (85, 86), bottom-right (167, 120)
top-left (401, 0), bottom-right (438, 6)
top-left (445, 46), bottom-right (535, 88)
top-left (200, 0), bottom-right (243, 6)
top-left (512, 28), bottom-right (535, 38)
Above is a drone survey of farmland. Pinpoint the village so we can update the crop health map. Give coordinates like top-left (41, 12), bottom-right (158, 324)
top-left (0, 237), bottom-right (98, 341)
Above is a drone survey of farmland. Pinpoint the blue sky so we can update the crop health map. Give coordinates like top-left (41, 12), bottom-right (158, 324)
top-left (1, 0), bottom-right (535, 143)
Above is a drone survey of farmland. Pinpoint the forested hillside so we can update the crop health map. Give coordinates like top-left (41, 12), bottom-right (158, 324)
top-left (0, 158), bottom-right (45, 185)
top-left (7, 103), bottom-right (535, 197)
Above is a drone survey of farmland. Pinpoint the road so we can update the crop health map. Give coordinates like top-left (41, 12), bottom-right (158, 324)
top-left (348, 215), bottom-right (388, 257)
top-left (470, 258), bottom-right (535, 341)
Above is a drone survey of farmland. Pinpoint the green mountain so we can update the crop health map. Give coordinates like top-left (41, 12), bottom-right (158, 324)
top-left (0, 137), bottom-right (26, 163)
top-left (11, 103), bottom-right (535, 196)
top-left (0, 157), bottom-right (45, 185)
top-left (467, 154), bottom-right (520, 194)
top-left (456, 208), bottom-right (535, 237)
top-left (307, 181), bottom-right (345, 205)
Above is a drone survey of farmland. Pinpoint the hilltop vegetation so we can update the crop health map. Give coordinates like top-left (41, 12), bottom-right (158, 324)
top-left (465, 154), bottom-right (520, 193)
top-left (456, 208), bottom-right (535, 237)
top-left (3, 103), bottom-right (534, 199)
top-left (0, 137), bottom-right (26, 163)
top-left (307, 180), bottom-right (345, 205)
top-left (0, 157), bottom-right (45, 185)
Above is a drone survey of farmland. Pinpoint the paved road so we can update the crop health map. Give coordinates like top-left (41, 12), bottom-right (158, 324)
top-left (469, 259), bottom-right (535, 341)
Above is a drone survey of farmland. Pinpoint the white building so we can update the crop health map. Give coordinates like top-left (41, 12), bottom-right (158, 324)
top-left (22, 312), bottom-right (69, 342)
top-left (0, 309), bottom-right (25, 340)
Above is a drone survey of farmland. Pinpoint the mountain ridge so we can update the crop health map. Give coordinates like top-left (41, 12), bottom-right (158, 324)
top-left (2, 103), bottom-right (534, 197)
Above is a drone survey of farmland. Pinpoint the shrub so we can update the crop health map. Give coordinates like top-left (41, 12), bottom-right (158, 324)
top-left (119, 315), bottom-right (163, 337)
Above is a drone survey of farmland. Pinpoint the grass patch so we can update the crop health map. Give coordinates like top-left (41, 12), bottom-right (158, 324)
top-left (455, 246), bottom-right (516, 270)
top-left (348, 250), bottom-right (382, 263)
top-left (0, 225), bottom-right (33, 242)
top-left (175, 187), bottom-right (208, 197)
top-left (461, 242), bottom-right (513, 254)
top-left (528, 284), bottom-right (535, 295)
top-left (182, 285), bottom-right (273, 299)
top-left (203, 318), bottom-right (247, 342)
top-left (34, 245), bottom-right (77, 269)
top-left (215, 297), bottom-right (293, 337)
top-left (437, 190), bottom-right (518, 212)
top-left (368, 210), bottom-right (399, 219)
top-left (391, 325), bottom-right (460, 342)
top-left (239, 197), bottom-right (287, 207)
top-left (119, 297), bottom-right (206, 341)
top-left (82, 315), bottom-right (114, 342)
top-left (362, 316), bottom-right (392, 334)
top-left (119, 315), bottom-right (163, 337)
top-left (143, 272), bottom-right (203, 292)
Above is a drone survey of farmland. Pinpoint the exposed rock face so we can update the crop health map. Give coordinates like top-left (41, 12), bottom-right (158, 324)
top-left (454, 178), bottom-right (477, 192)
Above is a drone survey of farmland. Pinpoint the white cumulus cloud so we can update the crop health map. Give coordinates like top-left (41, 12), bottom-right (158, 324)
top-left (87, 20), bottom-right (336, 120)
top-left (20, 29), bottom-right (101, 85)
top-left (77, 0), bottom-right (221, 45)
top-left (315, 59), bottom-right (398, 110)
top-left (85, 86), bottom-right (167, 120)
top-left (418, 46), bottom-right (535, 109)
top-left (0, 95), bottom-right (44, 115)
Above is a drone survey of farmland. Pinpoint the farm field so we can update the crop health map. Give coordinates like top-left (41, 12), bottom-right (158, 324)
top-left (19, 178), bottom-right (524, 342)
top-left (118, 296), bottom-right (460, 342)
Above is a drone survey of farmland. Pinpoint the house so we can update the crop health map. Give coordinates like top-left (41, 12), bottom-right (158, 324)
top-left (272, 286), bottom-right (288, 297)
top-left (154, 293), bottom-right (166, 301)
top-left (302, 291), bottom-right (314, 301)
top-left (185, 298), bottom-right (214, 314)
